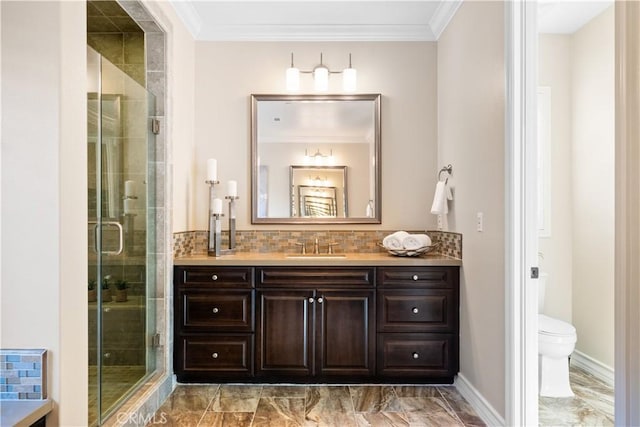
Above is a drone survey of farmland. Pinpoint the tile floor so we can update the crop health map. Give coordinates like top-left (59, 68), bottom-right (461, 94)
top-left (539, 366), bottom-right (614, 426)
top-left (149, 384), bottom-right (486, 426)
top-left (88, 365), bottom-right (146, 426)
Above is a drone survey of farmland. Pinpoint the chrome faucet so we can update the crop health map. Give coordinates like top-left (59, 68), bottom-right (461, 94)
top-left (314, 238), bottom-right (320, 254)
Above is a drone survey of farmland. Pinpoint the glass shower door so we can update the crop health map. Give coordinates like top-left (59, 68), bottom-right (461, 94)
top-left (87, 47), bottom-right (157, 426)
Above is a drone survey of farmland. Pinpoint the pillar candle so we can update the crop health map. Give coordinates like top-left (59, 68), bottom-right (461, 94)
top-left (207, 159), bottom-right (217, 181)
top-left (124, 180), bottom-right (135, 198)
top-left (227, 180), bottom-right (237, 197)
top-left (212, 198), bottom-right (223, 214)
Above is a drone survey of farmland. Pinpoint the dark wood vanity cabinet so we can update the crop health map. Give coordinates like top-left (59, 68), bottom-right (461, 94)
top-left (377, 266), bottom-right (460, 382)
top-left (256, 267), bottom-right (375, 380)
top-left (174, 266), bottom-right (255, 382)
top-left (174, 264), bottom-right (459, 383)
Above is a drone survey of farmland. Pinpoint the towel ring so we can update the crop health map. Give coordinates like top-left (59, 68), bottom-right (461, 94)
top-left (438, 164), bottom-right (453, 181)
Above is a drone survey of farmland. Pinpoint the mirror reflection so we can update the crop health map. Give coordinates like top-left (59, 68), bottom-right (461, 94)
top-left (290, 166), bottom-right (347, 218)
top-left (251, 94), bottom-right (381, 224)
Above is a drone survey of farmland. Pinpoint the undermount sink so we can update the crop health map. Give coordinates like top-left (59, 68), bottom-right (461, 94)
top-left (285, 254), bottom-right (347, 259)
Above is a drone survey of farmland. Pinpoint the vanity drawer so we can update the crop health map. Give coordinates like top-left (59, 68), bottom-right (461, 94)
top-left (377, 267), bottom-right (457, 289)
top-left (178, 335), bottom-right (254, 376)
top-left (377, 333), bottom-right (457, 378)
top-left (377, 289), bottom-right (456, 332)
top-left (257, 267), bottom-right (374, 288)
top-left (179, 290), bottom-right (254, 332)
top-left (176, 266), bottom-right (254, 288)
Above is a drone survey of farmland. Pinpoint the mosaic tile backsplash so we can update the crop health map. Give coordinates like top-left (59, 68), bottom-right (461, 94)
top-left (173, 230), bottom-right (462, 259)
top-left (0, 349), bottom-right (47, 400)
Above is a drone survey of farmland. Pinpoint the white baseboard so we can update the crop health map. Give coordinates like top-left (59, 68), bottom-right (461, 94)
top-left (571, 350), bottom-right (614, 387)
top-left (454, 373), bottom-right (505, 426)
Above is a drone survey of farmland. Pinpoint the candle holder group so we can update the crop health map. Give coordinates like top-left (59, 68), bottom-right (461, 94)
top-left (206, 160), bottom-right (239, 257)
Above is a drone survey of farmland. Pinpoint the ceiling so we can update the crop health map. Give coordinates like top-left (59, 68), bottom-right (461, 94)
top-left (169, 0), bottom-right (613, 41)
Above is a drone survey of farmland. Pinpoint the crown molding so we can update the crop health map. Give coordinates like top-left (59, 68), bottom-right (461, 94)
top-left (197, 24), bottom-right (436, 42)
top-left (428, 0), bottom-right (463, 40)
top-left (169, 0), bottom-right (202, 38)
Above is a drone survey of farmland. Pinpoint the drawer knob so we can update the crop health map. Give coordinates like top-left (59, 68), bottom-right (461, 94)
top-left (412, 307), bottom-right (419, 314)
top-left (212, 274), bottom-right (218, 281)
top-left (412, 274), bottom-right (419, 281)
top-left (212, 307), bottom-right (219, 314)
top-left (212, 352), bottom-right (219, 359)
top-left (412, 352), bottom-right (419, 359)
top-left (317, 297), bottom-right (324, 304)
top-left (308, 297), bottom-right (315, 303)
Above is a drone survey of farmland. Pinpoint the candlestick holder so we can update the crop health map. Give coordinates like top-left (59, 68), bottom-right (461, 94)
top-left (123, 195), bottom-right (138, 254)
top-left (225, 196), bottom-right (239, 250)
top-left (123, 212), bottom-right (136, 254)
top-left (206, 180), bottom-right (223, 257)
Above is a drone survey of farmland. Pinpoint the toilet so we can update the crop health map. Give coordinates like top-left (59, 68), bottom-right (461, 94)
top-left (538, 273), bottom-right (577, 397)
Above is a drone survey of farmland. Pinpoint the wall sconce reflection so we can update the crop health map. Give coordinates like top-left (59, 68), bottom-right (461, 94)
top-left (304, 148), bottom-right (334, 166)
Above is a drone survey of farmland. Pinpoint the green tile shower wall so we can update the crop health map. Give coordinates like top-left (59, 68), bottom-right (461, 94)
top-left (173, 230), bottom-right (462, 259)
top-left (0, 349), bottom-right (47, 400)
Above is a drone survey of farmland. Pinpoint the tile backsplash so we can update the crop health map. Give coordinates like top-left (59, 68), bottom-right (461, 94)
top-left (0, 349), bottom-right (47, 400)
top-left (173, 230), bottom-right (462, 259)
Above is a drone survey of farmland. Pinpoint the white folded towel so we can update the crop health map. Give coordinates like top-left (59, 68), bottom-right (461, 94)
top-left (403, 234), bottom-right (432, 250)
top-left (383, 231), bottom-right (410, 250)
top-left (430, 181), bottom-right (453, 215)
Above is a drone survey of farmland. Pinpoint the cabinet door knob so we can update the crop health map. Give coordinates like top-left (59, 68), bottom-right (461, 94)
top-left (412, 307), bottom-right (419, 314)
top-left (412, 275), bottom-right (419, 281)
top-left (308, 297), bottom-right (315, 303)
top-left (317, 297), bottom-right (324, 304)
top-left (212, 352), bottom-right (219, 359)
top-left (412, 352), bottom-right (419, 359)
top-left (212, 274), bottom-right (218, 281)
top-left (212, 307), bottom-right (219, 314)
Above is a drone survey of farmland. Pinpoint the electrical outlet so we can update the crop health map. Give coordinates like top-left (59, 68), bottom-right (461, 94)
top-left (476, 212), bottom-right (483, 232)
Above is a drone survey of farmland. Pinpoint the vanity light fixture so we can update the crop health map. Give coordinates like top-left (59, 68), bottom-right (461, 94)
top-left (286, 53), bottom-right (357, 93)
top-left (305, 148), bottom-right (334, 166)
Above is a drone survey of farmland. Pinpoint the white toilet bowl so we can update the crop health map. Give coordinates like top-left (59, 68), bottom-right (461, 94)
top-left (538, 314), bottom-right (577, 397)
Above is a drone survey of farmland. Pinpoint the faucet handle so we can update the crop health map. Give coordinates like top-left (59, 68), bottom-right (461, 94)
top-left (295, 242), bottom-right (307, 255)
top-left (327, 242), bottom-right (339, 254)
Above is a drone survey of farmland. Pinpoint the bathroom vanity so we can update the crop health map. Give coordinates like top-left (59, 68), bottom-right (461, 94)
top-left (173, 253), bottom-right (461, 384)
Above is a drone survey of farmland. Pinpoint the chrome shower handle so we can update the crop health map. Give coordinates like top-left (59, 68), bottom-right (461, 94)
top-left (89, 220), bottom-right (124, 255)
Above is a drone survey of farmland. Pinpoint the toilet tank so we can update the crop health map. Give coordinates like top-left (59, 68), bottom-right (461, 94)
top-left (538, 272), bottom-right (548, 313)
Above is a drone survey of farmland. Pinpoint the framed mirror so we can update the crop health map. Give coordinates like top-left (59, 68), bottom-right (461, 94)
top-left (290, 165), bottom-right (347, 218)
top-left (251, 94), bottom-right (381, 224)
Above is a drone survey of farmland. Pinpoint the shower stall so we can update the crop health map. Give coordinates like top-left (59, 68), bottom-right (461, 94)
top-left (87, 47), bottom-right (158, 426)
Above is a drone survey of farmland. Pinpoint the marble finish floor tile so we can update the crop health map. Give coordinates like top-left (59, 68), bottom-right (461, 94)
top-left (539, 366), bottom-right (614, 427)
top-left (151, 383), bottom-right (485, 427)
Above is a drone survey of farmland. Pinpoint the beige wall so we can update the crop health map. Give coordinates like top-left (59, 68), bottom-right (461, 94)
top-left (538, 35), bottom-right (574, 323)
top-left (571, 6), bottom-right (615, 368)
top-left (437, 1), bottom-right (506, 417)
top-left (1, 2), bottom-right (87, 425)
top-left (191, 41), bottom-right (438, 231)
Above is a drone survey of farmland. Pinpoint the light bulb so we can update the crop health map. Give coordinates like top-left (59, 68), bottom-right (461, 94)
top-left (286, 67), bottom-right (300, 91)
top-left (314, 66), bottom-right (329, 92)
top-left (343, 67), bottom-right (357, 92)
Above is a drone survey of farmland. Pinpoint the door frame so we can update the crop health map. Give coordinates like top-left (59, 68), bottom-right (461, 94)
top-left (614, 2), bottom-right (640, 425)
top-left (504, 1), bottom-right (539, 425)
top-left (506, 1), bottom-right (640, 425)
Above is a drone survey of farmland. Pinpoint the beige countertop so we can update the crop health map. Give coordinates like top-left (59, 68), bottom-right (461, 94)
top-left (174, 252), bottom-right (461, 267)
top-left (0, 399), bottom-right (54, 427)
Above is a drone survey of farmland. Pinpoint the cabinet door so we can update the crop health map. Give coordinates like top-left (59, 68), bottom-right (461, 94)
top-left (257, 290), bottom-right (314, 377)
top-left (316, 290), bottom-right (375, 377)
